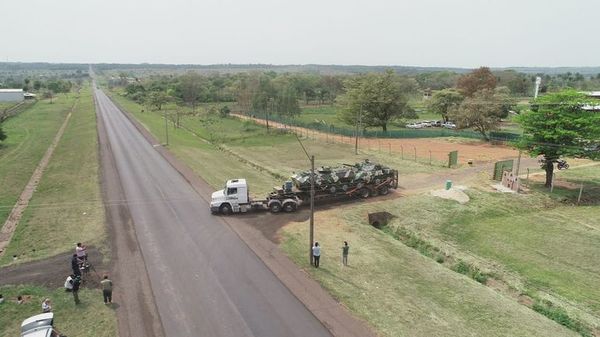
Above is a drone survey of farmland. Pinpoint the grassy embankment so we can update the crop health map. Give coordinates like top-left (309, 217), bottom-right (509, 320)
top-left (280, 165), bottom-right (599, 336)
top-left (0, 284), bottom-right (117, 337)
top-left (0, 86), bottom-right (106, 266)
top-left (108, 91), bottom-right (444, 196)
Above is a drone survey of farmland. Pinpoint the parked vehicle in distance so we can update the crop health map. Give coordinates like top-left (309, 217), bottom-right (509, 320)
top-left (443, 122), bottom-right (457, 129)
top-left (406, 123), bottom-right (422, 129)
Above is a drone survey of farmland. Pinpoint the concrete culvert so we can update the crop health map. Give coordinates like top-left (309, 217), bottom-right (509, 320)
top-left (368, 211), bottom-right (394, 228)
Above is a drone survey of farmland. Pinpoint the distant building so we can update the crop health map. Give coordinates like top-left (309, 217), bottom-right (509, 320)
top-left (584, 91), bottom-right (600, 111)
top-left (0, 89), bottom-right (24, 102)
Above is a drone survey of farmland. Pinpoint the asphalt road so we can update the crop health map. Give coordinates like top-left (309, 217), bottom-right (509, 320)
top-left (94, 88), bottom-right (331, 337)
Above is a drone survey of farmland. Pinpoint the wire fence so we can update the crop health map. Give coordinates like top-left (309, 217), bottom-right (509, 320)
top-left (248, 112), bottom-right (521, 142)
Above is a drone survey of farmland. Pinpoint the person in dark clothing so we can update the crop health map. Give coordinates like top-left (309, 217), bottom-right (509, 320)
top-left (342, 241), bottom-right (349, 266)
top-left (101, 275), bottom-right (113, 304)
top-left (71, 254), bottom-right (81, 277)
top-left (72, 275), bottom-right (81, 304)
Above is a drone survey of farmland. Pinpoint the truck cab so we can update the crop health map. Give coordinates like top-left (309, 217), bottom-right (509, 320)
top-left (210, 179), bottom-right (249, 214)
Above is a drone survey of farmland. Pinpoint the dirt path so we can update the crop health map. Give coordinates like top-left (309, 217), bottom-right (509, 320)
top-left (0, 247), bottom-right (106, 288)
top-left (0, 103), bottom-right (75, 256)
top-left (234, 114), bottom-right (520, 164)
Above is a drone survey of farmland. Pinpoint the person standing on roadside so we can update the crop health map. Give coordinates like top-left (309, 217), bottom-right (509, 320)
top-left (312, 242), bottom-right (321, 268)
top-left (101, 275), bottom-right (113, 304)
top-left (342, 241), bottom-right (349, 266)
top-left (72, 275), bottom-right (81, 304)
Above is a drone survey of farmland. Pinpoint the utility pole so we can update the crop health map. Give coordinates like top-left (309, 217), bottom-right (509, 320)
top-left (164, 110), bottom-right (169, 146)
top-left (309, 155), bottom-right (315, 266)
top-left (355, 105), bottom-right (362, 155)
top-left (295, 134), bottom-right (315, 266)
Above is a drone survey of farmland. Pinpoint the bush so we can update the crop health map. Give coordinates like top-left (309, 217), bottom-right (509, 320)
top-left (0, 125), bottom-right (6, 141)
top-left (451, 260), bottom-right (490, 284)
top-left (532, 301), bottom-right (591, 337)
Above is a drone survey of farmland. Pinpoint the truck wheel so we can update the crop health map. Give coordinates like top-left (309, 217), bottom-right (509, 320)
top-left (379, 186), bottom-right (389, 195)
top-left (269, 202), bottom-right (282, 213)
top-left (359, 187), bottom-right (370, 198)
top-left (220, 204), bottom-right (232, 215)
top-left (283, 202), bottom-right (297, 212)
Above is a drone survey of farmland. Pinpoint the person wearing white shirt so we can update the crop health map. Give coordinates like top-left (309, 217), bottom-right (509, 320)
top-left (312, 242), bottom-right (321, 268)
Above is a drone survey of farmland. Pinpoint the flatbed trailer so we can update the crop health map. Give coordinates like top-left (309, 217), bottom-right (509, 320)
top-left (210, 170), bottom-right (398, 215)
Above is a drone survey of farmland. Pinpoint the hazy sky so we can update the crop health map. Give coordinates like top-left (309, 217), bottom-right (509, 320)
top-left (2, 0), bottom-right (598, 67)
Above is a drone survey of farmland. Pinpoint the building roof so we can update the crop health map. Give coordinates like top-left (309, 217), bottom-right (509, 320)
top-left (587, 91), bottom-right (600, 98)
top-left (0, 89), bottom-right (24, 93)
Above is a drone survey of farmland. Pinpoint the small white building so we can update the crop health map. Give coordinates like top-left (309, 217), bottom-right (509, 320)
top-left (0, 89), bottom-right (24, 102)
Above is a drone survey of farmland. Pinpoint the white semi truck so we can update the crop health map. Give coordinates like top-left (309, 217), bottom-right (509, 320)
top-left (210, 162), bottom-right (398, 215)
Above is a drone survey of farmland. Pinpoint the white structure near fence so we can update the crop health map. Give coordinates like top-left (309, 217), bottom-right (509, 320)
top-left (0, 89), bottom-right (24, 102)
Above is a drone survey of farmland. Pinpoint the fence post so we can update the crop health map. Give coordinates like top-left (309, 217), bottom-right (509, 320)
top-left (414, 146), bottom-right (417, 162)
top-left (388, 143), bottom-right (391, 155)
top-left (526, 168), bottom-right (530, 188)
top-left (577, 183), bottom-right (584, 204)
top-left (379, 140), bottom-right (381, 152)
top-left (429, 150), bottom-right (432, 165)
top-left (401, 145), bottom-right (404, 160)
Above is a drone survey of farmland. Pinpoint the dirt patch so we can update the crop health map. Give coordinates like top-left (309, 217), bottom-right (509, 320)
top-left (0, 247), bottom-right (106, 289)
top-left (235, 114), bottom-right (520, 164)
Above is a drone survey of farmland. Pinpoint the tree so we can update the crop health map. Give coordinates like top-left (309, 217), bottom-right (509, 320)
top-left (0, 125), bottom-right (6, 142)
top-left (337, 70), bottom-right (416, 132)
top-left (448, 89), bottom-right (505, 140)
top-left (427, 89), bottom-right (464, 122)
top-left (456, 67), bottom-right (497, 97)
top-left (147, 91), bottom-right (169, 111)
top-left (515, 90), bottom-right (600, 187)
top-left (178, 72), bottom-right (203, 111)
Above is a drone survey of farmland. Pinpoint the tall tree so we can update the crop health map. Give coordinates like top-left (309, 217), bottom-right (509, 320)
top-left (427, 89), bottom-right (464, 122)
top-left (179, 72), bottom-right (203, 111)
top-left (147, 91), bottom-right (170, 111)
top-left (457, 67), bottom-right (497, 97)
top-left (337, 70), bottom-right (416, 132)
top-left (448, 88), bottom-right (505, 140)
top-left (515, 90), bottom-right (600, 187)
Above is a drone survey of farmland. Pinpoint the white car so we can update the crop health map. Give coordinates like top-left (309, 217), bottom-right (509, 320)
top-left (443, 122), bottom-right (457, 129)
top-left (21, 313), bottom-right (62, 337)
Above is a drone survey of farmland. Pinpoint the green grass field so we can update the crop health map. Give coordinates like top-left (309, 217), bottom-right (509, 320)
top-left (298, 105), bottom-right (441, 131)
top-left (0, 88), bottom-right (106, 266)
top-left (0, 284), bottom-right (117, 337)
top-left (280, 202), bottom-right (578, 337)
top-left (0, 96), bottom-right (74, 228)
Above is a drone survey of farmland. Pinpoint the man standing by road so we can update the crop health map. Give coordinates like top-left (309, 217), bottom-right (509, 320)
top-left (101, 275), bottom-right (113, 304)
top-left (342, 241), bottom-right (349, 266)
top-left (312, 242), bottom-right (321, 268)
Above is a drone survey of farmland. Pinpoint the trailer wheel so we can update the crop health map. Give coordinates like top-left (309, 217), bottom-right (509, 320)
top-left (220, 204), bottom-right (232, 215)
top-left (269, 202), bottom-right (282, 213)
top-left (379, 186), bottom-right (389, 195)
top-left (283, 201), bottom-right (297, 213)
top-left (359, 187), bottom-right (370, 198)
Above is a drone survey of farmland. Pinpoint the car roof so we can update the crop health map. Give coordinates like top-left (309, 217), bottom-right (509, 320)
top-left (21, 313), bottom-right (53, 337)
